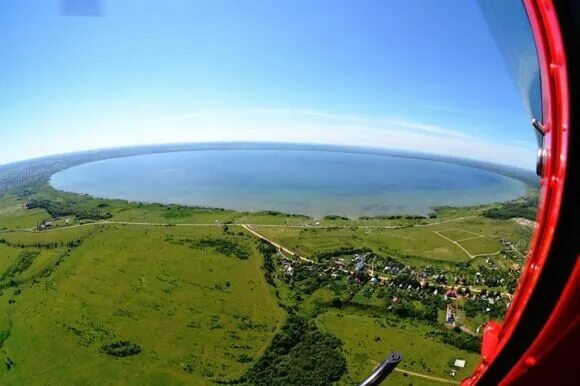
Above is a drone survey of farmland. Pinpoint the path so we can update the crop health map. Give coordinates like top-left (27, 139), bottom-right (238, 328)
top-left (394, 368), bottom-right (459, 384)
top-left (433, 230), bottom-right (501, 260)
top-left (241, 224), bottom-right (315, 263)
top-left (434, 231), bottom-right (477, 259)
top-left (5, 213), bottom-right (481, 234)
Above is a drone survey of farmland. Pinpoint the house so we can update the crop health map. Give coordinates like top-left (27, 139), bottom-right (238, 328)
top-left (445, 290), bottom-right (457, 299)
top-left (40, 220), bottom-right (54, 230)
top-left (285, 265), bottom-right (294, 276)
top-left (450, 369), bottom-right (457, 377)
top-left (355, 261), bottom-right (365, 272)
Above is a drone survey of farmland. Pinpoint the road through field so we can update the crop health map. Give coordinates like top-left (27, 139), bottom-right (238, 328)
top-left (5, 214), bottom-right (480, 234)
top-left (394, 368), bottom-right (460, 384)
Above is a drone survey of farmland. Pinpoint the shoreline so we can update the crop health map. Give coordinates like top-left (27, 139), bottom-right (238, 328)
top-left (46, 147), bottom-right (532, 220)
top-left (43, 180), bottom-right (537, 222)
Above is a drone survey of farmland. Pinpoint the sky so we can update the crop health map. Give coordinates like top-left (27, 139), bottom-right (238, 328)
top-left (0, 0), bottom-right (538, 169)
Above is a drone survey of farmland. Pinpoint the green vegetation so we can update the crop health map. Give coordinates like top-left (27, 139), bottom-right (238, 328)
top-left (0, 173), bottom-right (535, 385)
top-left (0, 225), bottom-right (284, 385)
top-left (102, 341), bottom-right (142, 357)
top-left (483, 192), bottom-right (538, 221)
top-left (167, 235), bottom-right (251, 260)
top-left (426, 328), bottom-right (481, 353)
top-left (317, 311), bottom-right (481, 384)
top-left (243, 315), bottom-right (346, 386)
top-left (25, 198), bottom-right (112, 221)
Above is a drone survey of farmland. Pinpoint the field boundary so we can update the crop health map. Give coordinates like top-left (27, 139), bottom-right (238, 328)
top-left (433, 230), bottom-right (501, 259)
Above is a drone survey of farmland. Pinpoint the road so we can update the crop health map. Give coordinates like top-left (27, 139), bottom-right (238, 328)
top-left (241, 224), bottom-right (315, 263)
top-left (4, 219), bottom-right (513, 300)
top-left (394, 368), bottom-right (459, 384)
top-left (5, 214), bottom-right (482, 234)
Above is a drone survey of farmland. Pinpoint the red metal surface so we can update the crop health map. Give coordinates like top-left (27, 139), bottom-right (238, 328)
top-left (506, 259), bottom-right (579, 385)
top-left (462, 0), bottom-right (571, 384)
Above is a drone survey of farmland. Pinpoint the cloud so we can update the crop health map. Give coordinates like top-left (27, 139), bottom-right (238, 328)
top-left (0, 106), bottom-right (537, 170)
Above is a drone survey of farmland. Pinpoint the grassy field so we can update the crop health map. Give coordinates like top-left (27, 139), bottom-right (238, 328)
top-left (317, 310), bottom-right (480, 385)
top-left (0, 225), bottom-right (284, 385)
top-left (254, 216), bottom-right (528, 267)
top-left (0, 195), bottom-right (50, 230)
top-left (0, 183), bottom-right (536, 385)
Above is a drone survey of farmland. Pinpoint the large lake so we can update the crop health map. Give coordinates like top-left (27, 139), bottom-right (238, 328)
top-left (50, 150), bottom-right (526, 218)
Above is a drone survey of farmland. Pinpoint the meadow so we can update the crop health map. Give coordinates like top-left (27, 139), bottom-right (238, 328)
top-left (0, 184), bottom-right (535, 385)
top-left (0, 225), bottom-right (284, 385)
top-left (317, 310), bottom-right (480, 385)
top-left (254, 216), bottom-right (530, 268)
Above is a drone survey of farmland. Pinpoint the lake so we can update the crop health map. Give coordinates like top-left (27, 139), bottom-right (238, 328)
top-left (50, 149), bottom-right (526, 218)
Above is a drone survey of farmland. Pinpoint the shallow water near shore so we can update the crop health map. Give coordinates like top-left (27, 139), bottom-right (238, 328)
top-left (50, 149), bottom-right (526, 218)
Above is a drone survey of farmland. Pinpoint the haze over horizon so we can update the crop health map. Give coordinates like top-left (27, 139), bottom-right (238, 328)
top-left (1, 0), bottom-right (537, 169)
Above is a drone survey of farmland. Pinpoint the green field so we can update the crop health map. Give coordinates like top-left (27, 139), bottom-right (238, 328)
top-left (0, 182), bottom-right (536, 385)
top-left (317, 310), bottom-right (480, 385)
top-left (0, 195), bottom-right (50, 230)
top-left (0, 225), bottom-right (284, 385)
top-left (254, 216), bottom-right (529, 266)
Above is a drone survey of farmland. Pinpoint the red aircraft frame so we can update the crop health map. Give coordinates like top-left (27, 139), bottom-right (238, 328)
top-left (463, 0), bottom-right (578, 384)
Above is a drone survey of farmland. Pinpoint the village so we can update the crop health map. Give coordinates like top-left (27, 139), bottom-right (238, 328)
top-left (276, 246), bottom-right (516, 329)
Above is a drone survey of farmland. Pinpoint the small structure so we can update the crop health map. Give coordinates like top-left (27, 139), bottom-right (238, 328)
top-left (446, 304), bottom-right (456, 325)
top-left (454, 359), bottom-right (466, 369)
top-left (285, 265), bottom-right (294, 276)
top-left (450, 369), bottom-right (457, 377)
top-left (39, 220), bottom-right (54, 230)
top-left (445, 289), bottom-right (457, 299)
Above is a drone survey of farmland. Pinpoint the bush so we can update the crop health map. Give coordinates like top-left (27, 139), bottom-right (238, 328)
top-left (1, 251), bottom-right (39, 281)
top-left (101, 341), bottom-right (142, 357)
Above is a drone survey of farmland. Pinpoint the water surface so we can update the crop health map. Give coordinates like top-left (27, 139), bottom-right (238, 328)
top-left (50, 150), bottom-right (526, 218)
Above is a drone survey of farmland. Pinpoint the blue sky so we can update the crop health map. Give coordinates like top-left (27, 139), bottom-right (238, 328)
top-left (0, 0), bottom-right (537, 168)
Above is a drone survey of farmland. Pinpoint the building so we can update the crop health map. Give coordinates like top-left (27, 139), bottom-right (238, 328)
top-left (454, 359), bottom-right (466, 368)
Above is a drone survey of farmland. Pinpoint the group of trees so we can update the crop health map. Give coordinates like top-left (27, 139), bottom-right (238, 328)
top-left (315, 247), bottom-right (371, 262)
top-left (0, 239), bottom-right (81, 250)
top-left (243, 315), bottom-right (346, 386)
top-left (257, 240), bottom-right (277, 286)
top-left (26, 199), bottom-right (112, 220)
top-left (323, 215), bottom-right (349, 221)
top-left (254, 210), bottom-right (310, 219)
top-left (169, 236), bottom-right (250, 260)
top-left (427, 328), bottom-right (481, 353)
top-left (289, 264), bottom-right (331, 295)
top-left (483, 195), bottom-right (538, 220)
top-left (358, 214), bottom-right (436, 220)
